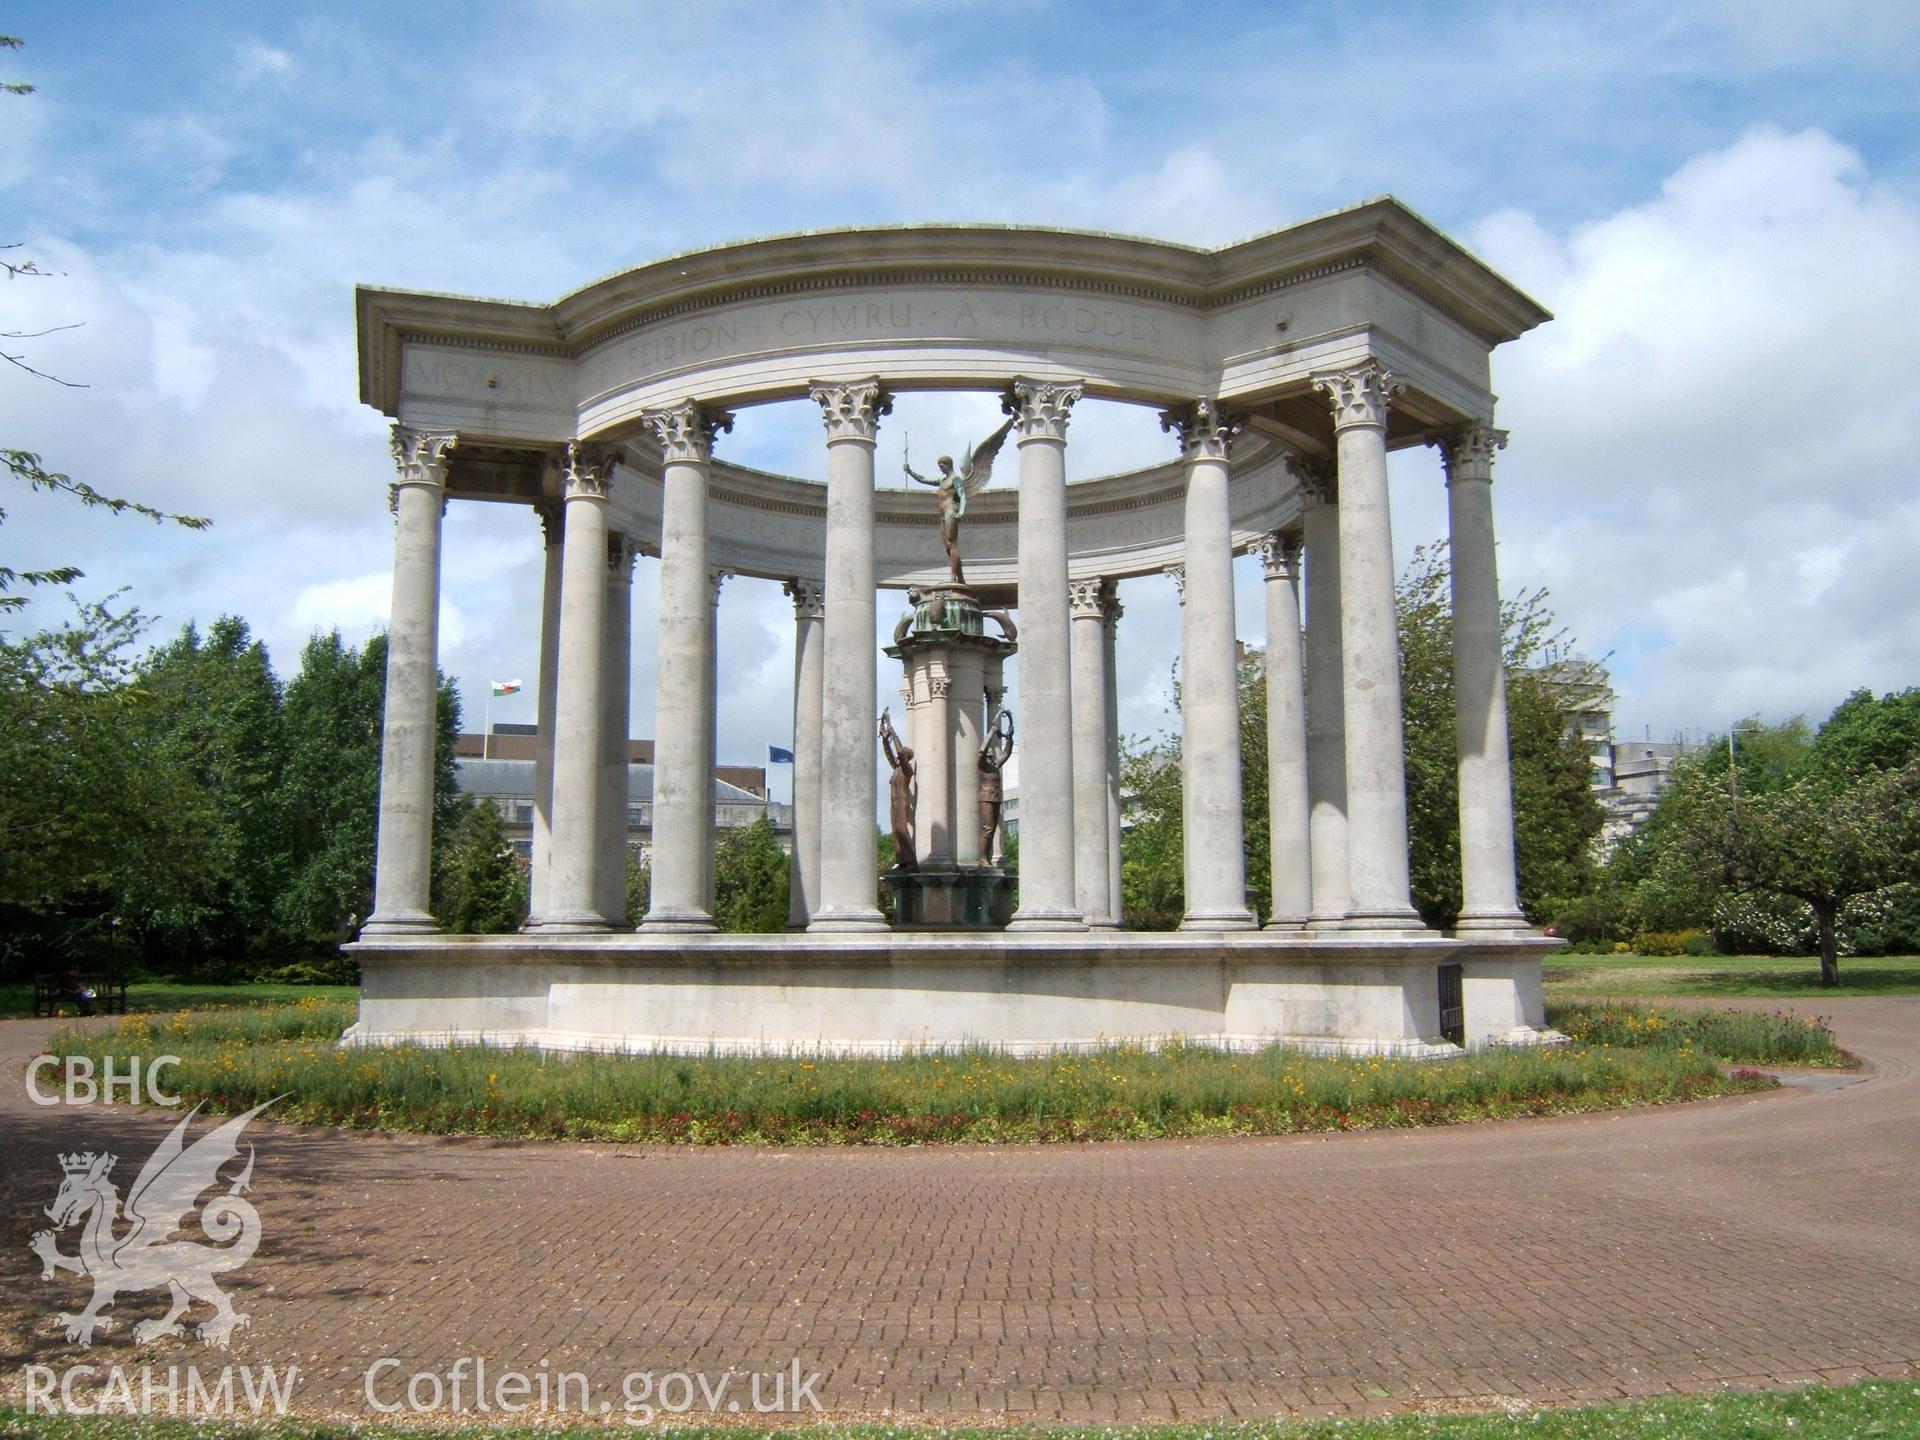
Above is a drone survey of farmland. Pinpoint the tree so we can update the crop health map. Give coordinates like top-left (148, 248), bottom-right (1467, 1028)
top-left (1802, 688), bottom-right (1920, 782)
top-left (1608, 695), bottom-right (1920, 950)
top-left (124, 618), bottom-right (288, 967)
top-left (0, 597), bottom-right (217, 973)
top-left (1118, 679), bottom-right (1185, 928)
top-left (1659, 763), bottom-right (1920, 986)
top-left (434, 797), bottom-right (528, 934)
top-left (1397, 544), bottom-right (1604, 927)
top-left (274, 631), bottom-right (460, 944)
top-left (713, 816), bottom-right (790, 933)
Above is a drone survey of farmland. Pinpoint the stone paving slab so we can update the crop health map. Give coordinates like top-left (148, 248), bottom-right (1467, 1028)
top-left (1, 998), bottom-right (1916, 1424)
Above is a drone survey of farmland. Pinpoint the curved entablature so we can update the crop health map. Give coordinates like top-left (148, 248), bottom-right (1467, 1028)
top-left (359, 199), bottom-right (1549, 461)
top-left (444, 430), bottom-right (1299, 590)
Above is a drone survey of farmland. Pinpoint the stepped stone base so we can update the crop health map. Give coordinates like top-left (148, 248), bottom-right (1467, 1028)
top-left (344, 930), bottom-right (1565, 1058)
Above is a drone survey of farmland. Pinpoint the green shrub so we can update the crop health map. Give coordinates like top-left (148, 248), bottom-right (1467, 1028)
top-left (1554, 889), bottom-right (1630, 944)
top-left (1840, 883), bottom-right (1920, 956)
top-left (1557, 937), bottom-right (1616, 955)
top-left (1712, 892), bottom-right (1818, 956)
top-left (1681, 930), bottom-right (1719, 957)
top-left (1634, 927), bottom-right (1709, 957)
top-left (250, 955), bottom-right (359, 985)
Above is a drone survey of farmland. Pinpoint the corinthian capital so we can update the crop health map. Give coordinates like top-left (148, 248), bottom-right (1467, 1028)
top-left (784, 577), bottom-right (825, 620)
top-left (1163, 564), bottom-right (1186, 605)
top-left (1068, 578), bottom-right (1107, 619)
top-left (809, 378), bottom-right (893, 442)
top-left (390, 426), bottom-right (458, 487)
top-left (1311, 362), bottom-right (1403, 431)
top-left (1253, 531), bottom-right (1303, 582)
top-left (561, 441), bottom-right (617, 500)
top-left (1436, 422), bottom-right (1509, 484)
top-left (607, 530), bottom-right (638, 579)
top-left (1159, 397), bottom-right (1245, 462)
top-left (1283, 451), bottom-right (1337, 506)
top-left (1002, 377), bottom-right (1083, 441)
top-left (642, 399), bottom-right (734, 464)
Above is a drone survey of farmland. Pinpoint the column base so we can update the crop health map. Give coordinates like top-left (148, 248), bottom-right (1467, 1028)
top-left (1263, 916), bottom-right (1311, 932)
top-left (1451, 909), bottom-right (1533, 934)
top-left (1337, 905), bottom-right (1430, 935)
top-left (1180, 909), bottom-right (1258, 931)
top-left (1306, 910), bottom-right (1352, 931)
top-left (640, 906), bottom-right (717, 933)
top-left (361, 911), bottom-right (437, 937)
top-left (531, 912), bottom-right (613, 934)
top-left (806, 906), bottom-right (888, 932)
top-left (1007, 906), bottom-right (1087, 932)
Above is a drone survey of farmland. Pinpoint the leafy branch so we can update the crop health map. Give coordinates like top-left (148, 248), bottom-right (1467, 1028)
top-left (1, 34), bottom-right (30, 97)
top-left (2, 451), bottom-right (212, 612)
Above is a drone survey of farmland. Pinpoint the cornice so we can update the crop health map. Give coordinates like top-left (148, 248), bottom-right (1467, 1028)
top-left (358, 200), bottom-right (1551, 417)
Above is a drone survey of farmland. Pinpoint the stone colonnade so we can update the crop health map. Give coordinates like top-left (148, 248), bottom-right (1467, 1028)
top-left (364, 363), bottom-right (1527, 939)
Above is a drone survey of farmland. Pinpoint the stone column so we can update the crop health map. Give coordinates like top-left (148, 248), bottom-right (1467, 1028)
top-left (702, 568), bottom-right (730, 912)
top-left (1004, 377), bottom-right (1085, 929)
top-left (528, 501), bottom-right (564, 925)
top-left (1296, 459), bottom-right (1351, 926)
top-left (1069, 578), bottom-right (1114, 926)
top-left (1163, 400), bottom-right (1255, 931)
top-left (367, 426), bottom-right (456, 934)
top-left (784, 578), bottom-right (826, 926)
top-left (595, 531), bottom-right (636, 927)
top-left (807, 378), bottom-right (891, 930)
top-left (537, 441), bottom-right (618, 931)
top-left (1439, 423), bottom-right (1528, 930)
top-left (640, 400), bottom-right (730, 931)
top-left (948, 646), bottom-right (986, 867)
top-left (1102, 590), bottom-right (1124, 926)
top-left (983, 656), bottom-right (1007, 864)
top-left (1256, 531), bottom-right (1312, 928)
top-left (1313, 363), bottom-right (1422, 930)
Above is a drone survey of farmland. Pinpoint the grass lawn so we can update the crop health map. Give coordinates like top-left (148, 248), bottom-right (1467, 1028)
top-left (0, 981), bottom-right (357, 1021)
top-left (43, 998), bottom-right (1789, 1145)
top-left (1543, 952), bottom-right (1920, 999)
top-left (3, 1380), bottom-right (1916, 1439)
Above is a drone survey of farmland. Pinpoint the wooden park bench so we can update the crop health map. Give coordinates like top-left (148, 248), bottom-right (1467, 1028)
top-left (32, 973), bottom-right (130, 1019)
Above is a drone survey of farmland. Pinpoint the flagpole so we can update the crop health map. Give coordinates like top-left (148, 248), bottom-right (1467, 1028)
top-left (483, 686), bottom-right (492, 760)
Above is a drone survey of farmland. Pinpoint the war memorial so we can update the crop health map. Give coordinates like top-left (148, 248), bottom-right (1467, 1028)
top-left (346, 200), bottom-right (1562, 1057)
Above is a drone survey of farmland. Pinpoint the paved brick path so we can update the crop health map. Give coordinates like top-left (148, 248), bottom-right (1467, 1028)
top-left (2, 998), bottom-right (1916, 1424)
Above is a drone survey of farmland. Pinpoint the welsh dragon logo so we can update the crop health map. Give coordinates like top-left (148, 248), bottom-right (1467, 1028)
top-left (30, 1098), bottom-right (281, 1349)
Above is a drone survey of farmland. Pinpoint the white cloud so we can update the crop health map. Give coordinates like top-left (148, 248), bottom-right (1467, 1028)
top-left (234, 41), bottom-right (295, 84)
top-left (1470, 125), bottom-right (1920, 737)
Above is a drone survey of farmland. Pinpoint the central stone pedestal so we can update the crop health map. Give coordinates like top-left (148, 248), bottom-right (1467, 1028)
top-left (883, 585), bottom-right (1018, 930)
top-left (887, 860), bottom-right (1017, 929)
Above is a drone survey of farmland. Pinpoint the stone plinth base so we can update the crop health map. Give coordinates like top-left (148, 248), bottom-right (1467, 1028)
top-left (343, 930), bottom-right (1564, 1058)
top-left (883, 862), bottom-right (1016, 929)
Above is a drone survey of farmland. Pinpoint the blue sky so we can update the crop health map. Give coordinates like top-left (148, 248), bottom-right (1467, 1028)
top-left (6, 1), bottom-right (1920, 796)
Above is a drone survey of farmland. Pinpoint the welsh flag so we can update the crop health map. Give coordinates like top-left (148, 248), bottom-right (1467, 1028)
top-left (490, 679), bottom-right (523, 697)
